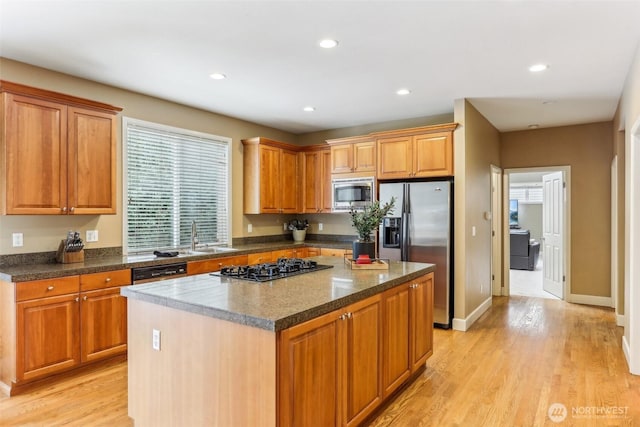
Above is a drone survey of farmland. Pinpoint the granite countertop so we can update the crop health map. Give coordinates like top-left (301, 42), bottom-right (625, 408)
top-left (121, 256), bottom-right (435, 332)
top-left (0, 241), bottom-right (352, 283)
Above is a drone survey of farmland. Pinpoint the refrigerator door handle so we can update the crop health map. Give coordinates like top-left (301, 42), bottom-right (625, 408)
top-left (401, 212), bottom-right (410, 261)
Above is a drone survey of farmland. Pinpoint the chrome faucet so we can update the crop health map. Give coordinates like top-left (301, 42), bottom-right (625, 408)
top-left (191, 220), bottom-right (199, 251)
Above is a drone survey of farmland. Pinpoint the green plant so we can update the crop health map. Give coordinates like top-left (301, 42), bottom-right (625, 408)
top-left (349, 197), bottom-right (396, 242)
top-left (287, 218), bottom-right (309, 230)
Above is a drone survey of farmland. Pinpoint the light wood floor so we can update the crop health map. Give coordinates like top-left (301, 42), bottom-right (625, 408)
top-left (1, 296), bottom-right (638, 426)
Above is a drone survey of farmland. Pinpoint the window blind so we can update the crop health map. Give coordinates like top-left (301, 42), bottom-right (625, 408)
top-left (124, 118), bottom-right (231, 253)
top-left (510, 185), bottom-right (543, 204)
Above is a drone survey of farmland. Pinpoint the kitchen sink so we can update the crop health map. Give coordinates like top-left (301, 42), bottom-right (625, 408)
top-left (181, 246), bottom-right (239, 255)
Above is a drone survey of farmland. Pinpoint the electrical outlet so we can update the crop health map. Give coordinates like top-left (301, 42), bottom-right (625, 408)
top-left (152, 329), bottom-right (161, 351)
top-left (12, 233), bottom-right (23, 247)
top-left (283, 222), bottom-right (287, 231)
top-left (318, 223), bottom-right (323, 231)
top-left (248, 224), bottom-right (253, 233)
top-left (86, 230), bottom-right (99, 242)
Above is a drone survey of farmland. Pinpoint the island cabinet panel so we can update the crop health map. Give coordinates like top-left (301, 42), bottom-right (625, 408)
top-left (278, 309), bottom-right (343, 427)
top-left (410, 272), bottom-right (434, 371)
top-left (381, 283), bottom-right (411, 397)
top-left (1, 82), bottom-right (121, 215)
top-left (16, 293), bottom-right (80, 381)
top-left (187, 255), bottom-right (249, 275)
top-left (243, 137), bottom-right (299, 214)
top-left (278, 294), bottom-right (382, 427)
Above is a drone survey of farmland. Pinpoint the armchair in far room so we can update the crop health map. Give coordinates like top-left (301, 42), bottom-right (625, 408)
top-left (510, 229), bottom-right (540, 271)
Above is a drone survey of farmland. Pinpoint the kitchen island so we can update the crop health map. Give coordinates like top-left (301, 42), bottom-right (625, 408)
top-left (122, 256), bottom-right (435, 427)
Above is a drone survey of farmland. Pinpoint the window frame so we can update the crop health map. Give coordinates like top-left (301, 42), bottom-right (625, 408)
top-left (122, 116), bottom-right (232, 255)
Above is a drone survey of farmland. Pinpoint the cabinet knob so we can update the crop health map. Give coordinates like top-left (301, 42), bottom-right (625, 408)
top-left (218, 263), bottom-right (223, 266)
top-left (105, 277), bottom-right (112, 283)
top-left (47, 285), bottom-right (54, 291)
top-left (69, 206), bottom-right (75, 213)
top-left (83, 295), bottom-right (88, 301)
top-left (61, 207), bottom-right (67, 213)
top-left (75, 297), bottom-right (79, 302)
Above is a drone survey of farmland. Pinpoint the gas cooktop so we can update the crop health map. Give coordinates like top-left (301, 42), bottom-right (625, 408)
top-left (211, 257), bottom-right (333, 282)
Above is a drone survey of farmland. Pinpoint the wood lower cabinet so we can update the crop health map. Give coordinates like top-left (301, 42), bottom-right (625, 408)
top-left (278, 293), bottom-right (382, 427)
top-left (80, 287), bottom-right (127, 363)
top-left (1, 269), bottom-right (130, 394)
top-left (16, 293), bottom-right (80, 382)
top-left (382, 283), bottom-right (411, 397)
top-left (187, 255), bottom-right (249, 275)
top-left (410, 273), bottom-right (434, 371)
top-left (1, 81), bottom-right (121, 215)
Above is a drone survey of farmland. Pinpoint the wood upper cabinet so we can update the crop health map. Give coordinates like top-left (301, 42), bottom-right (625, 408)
top-left (1, 81), bottom-right (121, 215)
top-left (243, 137), bottom-right (299, 214)
top-left (301, 146), bottom-right (332, 213)
top-left (278, 293), bottom-right (382, 427)
top-left (327, 136), bottom-right (376, 176)
top-left (375, 124), bottom-right (456, 180)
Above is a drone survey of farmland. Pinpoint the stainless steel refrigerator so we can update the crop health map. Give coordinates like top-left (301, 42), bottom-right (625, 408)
top-left (379, 180), bottom-right (453, 328)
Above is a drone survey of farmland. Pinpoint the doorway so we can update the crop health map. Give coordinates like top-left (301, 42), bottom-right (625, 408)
top-left (503, 167), bottom-right (571, 300)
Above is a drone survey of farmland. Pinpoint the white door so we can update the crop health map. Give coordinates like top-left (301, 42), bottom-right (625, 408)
top-left (542, 171), bottom-right (564, 298)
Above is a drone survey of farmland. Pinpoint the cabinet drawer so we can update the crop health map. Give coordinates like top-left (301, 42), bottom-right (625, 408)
top-left (80, 269), bottom-right (131, 291)
top-left (188, 255), bottom-right (249, 275)
top-left (16, 276), bottom-right (80, 302)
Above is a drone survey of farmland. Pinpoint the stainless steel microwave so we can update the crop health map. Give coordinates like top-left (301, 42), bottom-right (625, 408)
top-left (332, 177), bottom-right (375, 212)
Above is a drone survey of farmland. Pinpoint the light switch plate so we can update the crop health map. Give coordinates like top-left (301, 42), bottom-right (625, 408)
top-left (12, 233), bottom-right (23, 247)
top-left (86, 230), bottom-right (99, 242)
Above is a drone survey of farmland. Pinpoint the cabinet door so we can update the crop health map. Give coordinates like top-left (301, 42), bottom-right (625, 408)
top-left (280, 148), bottom-right (299, 213)
top-left (278, 310), bottom-right (344, 427)
top-left (330, 144), bottom-right (354, 174)
top-left (321, 149), bottom-right (333, 212)
top-left (382, 283), bottom-right (410, 398)
top-left (68, 107), bottom-right (117, 214)
top-left (376, 136), bottom-right (412, 179)
top-left (80, 287), bottom-right (127, 363)
top-left (259, 145), bottom-right (281, 213)
top-left (413, 132), bottom-right (453, 177)
top-left (302, 151), bottom-right (321, 213)
top-left (344, 295), bottom-right (382, 427)
top-left (16, 294), bottom-right (80, 381)
top-left (3, 93), bottom-right (68, 214)
top-left (410, 273), bottom-right (434, 372)
top-left (353, 141), bottom-right (376, 173)
top-left (248, 251), bottom-right (274, 264)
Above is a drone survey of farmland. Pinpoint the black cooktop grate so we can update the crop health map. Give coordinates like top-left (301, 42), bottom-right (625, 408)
top-left (211, 257), bottom-right (333, 282)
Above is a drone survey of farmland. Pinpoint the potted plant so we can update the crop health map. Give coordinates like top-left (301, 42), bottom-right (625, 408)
top-left (288, 218), bottom-right (309, 242)
top-left (349, 197), bottom-right (396, 259)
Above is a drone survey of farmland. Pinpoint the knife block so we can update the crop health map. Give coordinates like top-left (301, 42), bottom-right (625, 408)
top-left (56, 240), bottom-right (85, 264)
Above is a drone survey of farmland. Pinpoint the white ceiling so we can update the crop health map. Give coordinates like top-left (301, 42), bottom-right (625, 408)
top-left (1, 0), bottom-right (639, 134)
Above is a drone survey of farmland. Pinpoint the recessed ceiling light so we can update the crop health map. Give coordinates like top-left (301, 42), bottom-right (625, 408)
top-left (303, 106), bottom-right (315, 112)
top-left (529, 64), bottom-right (549, 72)
top-left (396, 89), bottom-right (411, 95)
top-left (528, 124), bottom-right (540, 129)
top-left (209, 73), bottom-right (226, 80)
top-left (319, 39), bottom-right (339, 49)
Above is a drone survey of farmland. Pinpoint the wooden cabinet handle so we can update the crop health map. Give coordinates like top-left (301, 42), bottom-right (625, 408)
top-left (47, 285), bottom-right (54, 291)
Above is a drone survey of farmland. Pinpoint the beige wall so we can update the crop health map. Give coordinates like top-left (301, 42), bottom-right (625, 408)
top-left (0, 58), bottom-right (297, 254)
top-left (501, 122), bottom-right (613, 297)
top-left (453, 100), bottom-right (501, 322)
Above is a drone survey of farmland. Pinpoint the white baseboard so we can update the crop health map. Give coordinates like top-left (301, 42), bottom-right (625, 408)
top-left (617, 314), bottom-right (625, 327)
top-left (452, 296), bottom-right (492, 332)
top-left (568, 293), bottom-right (613, 307)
